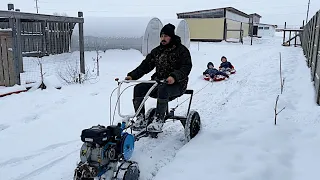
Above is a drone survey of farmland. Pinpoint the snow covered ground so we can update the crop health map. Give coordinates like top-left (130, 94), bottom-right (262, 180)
top-left (1, 34), bottom-right (320, 180)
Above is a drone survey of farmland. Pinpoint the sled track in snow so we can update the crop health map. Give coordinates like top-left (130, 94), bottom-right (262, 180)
top-left (0, 140), bottom-right (78, 168)
top-left (12, 149), bottom-right (78, 180)
top-left (132, 121), bottom-right (186, 180)
top-left (0, 140), bottom-right (79, 180)
top-left (190, 46), bottom-right (277, 129)
top-left (136, 46), bottom-right (270, 179)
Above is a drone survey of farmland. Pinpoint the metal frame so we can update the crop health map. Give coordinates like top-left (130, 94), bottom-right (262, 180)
top-left (116, 80), bottom-right (194, 120)
top-left (117, 80), bottom-right (159, 119)
top-left (114, 79), bottom-right (196, 140)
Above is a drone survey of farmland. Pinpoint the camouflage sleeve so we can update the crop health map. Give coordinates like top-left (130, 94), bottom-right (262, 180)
top-left (127, 49), bottom-right (156, 80)
top-left (170, 46), bottom-right (192, 82)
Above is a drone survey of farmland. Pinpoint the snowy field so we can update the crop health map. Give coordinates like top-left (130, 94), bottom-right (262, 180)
top-left (1, 34), bottom-right (320, 180)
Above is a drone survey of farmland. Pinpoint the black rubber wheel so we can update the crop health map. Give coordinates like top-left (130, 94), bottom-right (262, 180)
top-left (184, 110), bottom-right (201, 142)
top-left (149, 132), bottom-right (159, 138)
top-left (123, 162), bottom-right (140, 180)
top-left (115, 161), bottom-right (140, 180)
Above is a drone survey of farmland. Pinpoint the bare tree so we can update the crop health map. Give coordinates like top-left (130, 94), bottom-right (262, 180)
top-left (57, 59), bottom-right (96, 85)
top-left (279, 52), bottom-right (285, 94)
top-left (92, 50), bottom-right (102, 76)
top-left (274, 95), bottom-right (286, 125)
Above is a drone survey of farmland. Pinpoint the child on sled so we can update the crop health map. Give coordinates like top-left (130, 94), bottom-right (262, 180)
top-left (203, 62), bottom-right (229, 81)
top-left (219, 56), bottom-right (236, 74)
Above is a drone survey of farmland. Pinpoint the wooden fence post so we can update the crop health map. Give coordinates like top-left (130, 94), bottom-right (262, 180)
top-left (8, 17), bottom-right (22, 85)
top-left (78, 11), bottom-right (85, 74)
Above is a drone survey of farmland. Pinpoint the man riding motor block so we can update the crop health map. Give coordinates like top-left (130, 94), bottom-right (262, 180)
top-left (125, 23), bottom-right (192, 133)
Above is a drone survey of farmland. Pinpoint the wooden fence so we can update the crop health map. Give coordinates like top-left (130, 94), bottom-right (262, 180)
top-left (0, 19), bottom-right (76, 57)
top-left (0, 30), bottom-right (17, 86)
top-left (0, 3), bottom-right (85, 87)
top-left (301, 10), bottom-right (320, 104)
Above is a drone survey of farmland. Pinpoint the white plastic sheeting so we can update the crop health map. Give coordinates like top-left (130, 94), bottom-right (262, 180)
top-left (161, 19), bottom-right (190, 48)
top-left (71, 16), bottom-right (163, 56)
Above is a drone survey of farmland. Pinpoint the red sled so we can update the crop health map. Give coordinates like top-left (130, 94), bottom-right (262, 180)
top-left (203, 75), bottom-right (226, 82)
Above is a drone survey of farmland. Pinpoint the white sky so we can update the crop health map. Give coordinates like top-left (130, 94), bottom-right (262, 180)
top-left (1, 0), bottom-right (319, 26)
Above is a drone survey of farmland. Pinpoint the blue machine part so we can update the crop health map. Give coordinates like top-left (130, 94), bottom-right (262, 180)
top-left (121, 133), bottom-right (135, 160)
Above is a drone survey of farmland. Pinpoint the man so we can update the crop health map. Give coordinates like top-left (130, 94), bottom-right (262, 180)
top-left (125, 23), bottom-right (192, 133)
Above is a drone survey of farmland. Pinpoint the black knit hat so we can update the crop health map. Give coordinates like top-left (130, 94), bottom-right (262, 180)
top-left (221, 56), bottom-right (227, 61)
top-left (160, 23), bottom-right (175, 37)
top-left (207, 62), bottom-right (214, 68)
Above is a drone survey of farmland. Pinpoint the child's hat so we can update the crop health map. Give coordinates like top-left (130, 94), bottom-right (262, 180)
top-left (207, 62), bottom-right (214, 68)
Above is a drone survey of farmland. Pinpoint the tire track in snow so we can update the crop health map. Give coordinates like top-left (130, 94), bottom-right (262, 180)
top-left (12, 149), bottom-right (78, 180)
top-left (219, 50), bottom-right (297, 180)
top-left (0, 124), bottom-right (9, 132)
top-left (132, 121), bottom-right (186, 180)
top-left (189, 46), bottom-right (267, 117)
top-left (0, 140), bottom-right (78, 168)
top-left (141, 46), bottom-right (268, 180)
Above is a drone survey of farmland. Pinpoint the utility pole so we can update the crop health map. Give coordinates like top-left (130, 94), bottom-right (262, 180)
top-left (306, 0), bottom-right (311, 23)
top-left (35, 0), bottom-right (39, 13)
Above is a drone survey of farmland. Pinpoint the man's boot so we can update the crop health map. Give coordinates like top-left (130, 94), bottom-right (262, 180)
top-left (132, 97), bottom-right (147, 130)
top-left (147, 98), bottom-right (168, 132)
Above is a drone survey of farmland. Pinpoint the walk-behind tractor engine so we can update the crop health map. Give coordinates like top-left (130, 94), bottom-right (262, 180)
top-left (73, 123), bottom-right (139, 180)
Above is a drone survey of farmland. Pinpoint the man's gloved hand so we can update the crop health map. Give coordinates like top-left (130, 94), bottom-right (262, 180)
top-left (166, 76), bottom-right (175, 84)
top-left (125, 76), bottom-right (132, 80)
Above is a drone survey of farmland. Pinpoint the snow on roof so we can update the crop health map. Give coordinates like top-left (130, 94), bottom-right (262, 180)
top-left (77, 16), bottom-right (160, 38)
top-left (0, 28), bottom-right (12, 31)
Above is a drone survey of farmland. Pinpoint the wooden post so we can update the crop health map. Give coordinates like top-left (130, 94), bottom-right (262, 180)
top-left (294, 31), bottom-right (297, 47)
top-left (283, 22), bottom-right (286, 45)
top-left (8, 17), bottom-right (22, 85)
top-left (41, 21), bottom-right (47, 55)
top-left (78, 11), bottom-right (85, 74)
top-left (289, 31), bottom-right (291, 46)
top-left (240, 22), bottom-right (243, 44)
top-left (7, 3), bottom-right (14, 11)
top-left (250, 18), bottom-right (253, 45)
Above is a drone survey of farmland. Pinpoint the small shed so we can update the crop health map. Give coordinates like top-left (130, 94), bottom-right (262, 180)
top-left (257, 23), bottom-right (277, 37)
top-left (162, 19), bottom-right (190, 48)
top-left (177, 7), bottom-right (250, 42)
top-left (71, 16), bottom-right (163, 56)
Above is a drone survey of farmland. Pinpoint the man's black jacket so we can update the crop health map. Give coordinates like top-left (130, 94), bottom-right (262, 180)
top-left (127, 36), bottom-right (192, 92)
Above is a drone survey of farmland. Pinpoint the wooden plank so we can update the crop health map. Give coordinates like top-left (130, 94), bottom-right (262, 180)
top-left (16, 19), bottom-right (23, 73)
top-left (0, 10), bottom-right (84, 23)
top-left (54, 22), bottom-right (58, 54)
top-left (41, 21), bottom-right (46, 54)
top-left (0, 35), bottom-right (4, 86)
top-left (6, 37), bottom-right (16, 86)
top-left (57, 22), bottom-right (61, 54)
top-left (79, 22), bottom-right (85, 73)
top-left (1, 36), bottom-right (10, 86)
